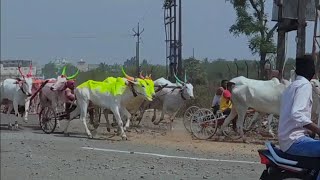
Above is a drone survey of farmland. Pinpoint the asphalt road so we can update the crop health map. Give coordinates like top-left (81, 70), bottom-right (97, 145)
top-left (1, 114), bottom-right (264, 180)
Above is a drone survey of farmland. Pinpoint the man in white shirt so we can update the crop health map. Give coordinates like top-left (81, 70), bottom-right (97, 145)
top-left (278, 54), bottom-right (320, 158)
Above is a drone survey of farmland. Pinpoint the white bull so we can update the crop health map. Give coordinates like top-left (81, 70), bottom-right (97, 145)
top-left (66, 68), bottom-right (155, 139)
top-left (135, 74), bottom-right (194, 130)
top-left (218, 76), bottom-right (287, 141)
top-left (220, 76), bottom-right (320, 141)
top-left (0, 65), bottom-right (33, 127)
top-left (98, 73), bottom-right (154, 132)
top-left (39, 66), bottom-right (78, 128)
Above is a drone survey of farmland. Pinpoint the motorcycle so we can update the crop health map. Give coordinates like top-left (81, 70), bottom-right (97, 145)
top-left (258, 141), bottom-right (320, 180)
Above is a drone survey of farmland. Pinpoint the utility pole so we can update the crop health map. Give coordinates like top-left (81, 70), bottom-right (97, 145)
top-left (192, 48), bottom-right (195, 59)
top-left (276, 0), bottom-right (286, 79)
top-left (133, 23), bottom-right (144, 76)
top-left (313, 0), bottom-right (320, 78)
top-left (296, 0), bottom-right (307, 58)
top-left (177, 0), bottom-right (182, 79)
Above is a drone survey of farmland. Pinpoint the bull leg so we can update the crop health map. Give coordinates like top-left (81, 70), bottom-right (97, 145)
top-left (168, 112), bottom-right (178, 131)
top-left (23, 98), bottom-right (31, 123)
top-left (12, 100), bottom-right (20, 129)
top-left (103, 109), bottom-right (111, 132)
top-left (267, 114), bottom-right (275, 138)
top-left (6, 104), bottom-right (14, 130)
top-left (64, 104), bottom-right (80, 136)
top-left (151, 109), bottom-right (157, 122)
top-left (122, 108), bottom-right (131, 131)
top-left (246, 112), bottom-right (260, 130)
top-left (154, 109), bottom-right (165, 125)
top-left (79, 102), bottom-right (92, 139)
top-left (218, 108), bottom-right (237, 136)
top-left (236, 107), bottom-right (247, 142)
top-left (135, 101), bottom-right (146, 124)
top-left (111, 106), bottom-right (127, 140)
top-left (135, 107), bottom-right (145, 124)
top-left (52, 99), bottom-right (61, 129)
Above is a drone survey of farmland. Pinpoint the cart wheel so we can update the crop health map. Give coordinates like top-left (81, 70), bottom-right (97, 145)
top-left (183, 106), bottom-right (200, 133)
top-left (39, 107), bottom-right (57, 134)
top-left (190, 108), bottom-right (218, 140)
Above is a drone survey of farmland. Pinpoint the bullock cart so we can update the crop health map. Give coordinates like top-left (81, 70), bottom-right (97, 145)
top-left (38, 101), bottom-right (101, 134)
top-left (190, 108), bottom-right (255, 140)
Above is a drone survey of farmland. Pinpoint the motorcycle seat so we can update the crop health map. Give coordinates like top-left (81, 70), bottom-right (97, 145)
top-left (271, 144), bottom-right (320, 170)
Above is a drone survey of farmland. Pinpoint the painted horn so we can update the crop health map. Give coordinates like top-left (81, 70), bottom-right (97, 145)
top-left (67, 69), bottom-right (80, 80)
top-left (139, 71), bottom-right (145, 79)
top-left (173, 73), bottom-right (184, 84)
top-left (61, 66), bottom-right (67, 76)
top-left (121, 67), bottom-right (135, 81)
top-left (184, 70), bottom-right (187, 82)
top-left (18, 65), bottom-right (25, 77)
top-left (27, 63), bottom-right (33, 77)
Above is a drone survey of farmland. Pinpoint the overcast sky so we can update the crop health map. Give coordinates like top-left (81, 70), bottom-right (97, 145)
top-left (1, 0), bottom-right (314, 65)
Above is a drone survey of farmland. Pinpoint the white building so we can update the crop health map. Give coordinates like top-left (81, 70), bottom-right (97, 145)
top-left (0, 60), bottom-right (37, 81)
top-left (76, 59), bottom-right (88, 72)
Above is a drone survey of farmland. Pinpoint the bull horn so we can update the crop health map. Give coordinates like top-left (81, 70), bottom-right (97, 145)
top-left (121, 67), bottom-right (135, 81)
top-left (184, 70), bottom-right (187, 82)
top-left (18, 64), bottom-right (25, 77)
top-left (146, 74), bottom-right (152, 79)
top-left (67, 69), bottom-right (79, 80)
top-left (61, 66), bottom-right (67, 76)
top-left (27, 63), bottom-right (33, 77)
top-left (139, 71), bottom-right (145, 79)
top-left (174, 73), bottom-right (184, 84)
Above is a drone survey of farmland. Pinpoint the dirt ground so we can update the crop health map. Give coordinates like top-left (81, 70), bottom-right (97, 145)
top-left (96, 110), bottom-right (277, 156)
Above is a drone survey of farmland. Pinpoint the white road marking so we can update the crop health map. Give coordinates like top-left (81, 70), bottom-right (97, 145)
top-left (82, 147), bottom-right (259, 164)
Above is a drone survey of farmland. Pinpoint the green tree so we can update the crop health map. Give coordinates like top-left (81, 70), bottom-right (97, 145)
top-left (183, 57), bottom-right (207, 85)
top-left (42, 62), bottom-right (58, 79)
top-left (228, 0), bottom-right (278, 79)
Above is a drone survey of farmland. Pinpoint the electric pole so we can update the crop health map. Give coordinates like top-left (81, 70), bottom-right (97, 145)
top-left (177, 0), bottom-right (182, 79)
top-left (133, 23), bottom-right (144, 76)
top-left (296, 0), bottom-right (307, 58)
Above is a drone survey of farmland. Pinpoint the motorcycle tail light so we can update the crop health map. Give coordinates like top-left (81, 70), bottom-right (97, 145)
top-left (259, 153), bottom-right (270, 165)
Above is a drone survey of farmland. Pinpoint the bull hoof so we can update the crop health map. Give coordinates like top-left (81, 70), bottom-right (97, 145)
top-left (153, 121), bottom-right (160, 125)
top-left (116, 131), bottom-right (121, 136)
top-left (121, 135), bottom-right (128, 140)
top-left (8, 123), bottom-right (12, 130)
top-left (151, 117), bottom-right (156, 122)
top-left (242, 137), bottom-right (249, 143)
top-left (107, 128), bottom-right (111, 132)
top-left (64, 133), bottom-right (70, 137)
top-left (88, 134), bottom-right (93, 139)
top-left (91, 130), bottom-right (97, 136)
top-left (56, 122), bottom-right (61, 129)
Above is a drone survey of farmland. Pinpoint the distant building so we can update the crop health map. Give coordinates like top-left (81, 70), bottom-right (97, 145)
top-left (76, 59), bottom-right (88, 72)
top-left (76, 59), bottom-right (99, 72)
top-left (0, 60), bottom-right (37, 81)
